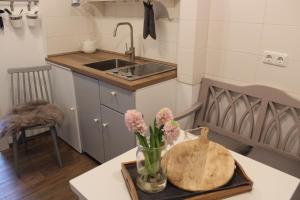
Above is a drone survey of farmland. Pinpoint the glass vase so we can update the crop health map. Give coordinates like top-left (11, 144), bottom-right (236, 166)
top-left (136, 144), bottom-right (167, 193)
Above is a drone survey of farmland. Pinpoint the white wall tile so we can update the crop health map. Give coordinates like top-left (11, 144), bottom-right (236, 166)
top-left (177, 49), bottom-right (195, 76)
top-left (95, 17), bottom-right (117, 35)
top-left (104, 3), bottom-right (116, 17)
top-left (155, 19), bottom-right (178, 43)
top-left (140, 39), bottom-right (177, 63)
top-left (96, 33), bottom-right (140, 55)
top-left (115, 3), bottom-right (139, 18)
top-left (175, 82), bottom-right (201, 129)
top-left (40, 0), bottom-right (72, 17)
top-left (206, 50), bottom-right (259, 83)
top-left (193, 48), bottom-right (207, 83)
top-left (177, 20), bottom-right (197, 50)
top-left (207, 22), bottom-right (263, 54)
top-left (179, 0), bottom-right (199, 20)
top-left (209, 0), bottom-right (266, 23)
top-left (195, 21), bottom-right (209, 49)
top-left (41, 0), bottom-right (96, 54)
top-left (205, 0), bottom-right (300, 99)
top-left (205, 49), bottom-right (224, 76)
top-left (47, 35), bottom-right (81, 55)
top-left (262, 25), bottom-right (300, 61)
top-left (196, 0), bottom-right (211, 21)
top-left (256, 60), bottom-right (300, 94)
top-left (221, 51), bottom-right (258, 82)
top-left (265, 0), bottom-right (300, 26)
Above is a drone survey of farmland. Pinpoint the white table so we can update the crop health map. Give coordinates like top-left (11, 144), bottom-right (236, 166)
top-left (70, 133), bottom-right (299, 200)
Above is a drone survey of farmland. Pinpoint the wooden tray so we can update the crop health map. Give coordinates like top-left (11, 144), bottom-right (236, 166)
top-left (121, 161), bottom-right (253, 200)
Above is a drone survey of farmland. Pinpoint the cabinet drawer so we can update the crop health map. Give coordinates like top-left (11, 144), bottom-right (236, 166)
top-left (100, 82), bottom-right (135, 113)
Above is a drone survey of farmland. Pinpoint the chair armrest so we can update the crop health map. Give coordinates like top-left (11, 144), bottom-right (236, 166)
top-left (174, 102), bottom-right (202, 121)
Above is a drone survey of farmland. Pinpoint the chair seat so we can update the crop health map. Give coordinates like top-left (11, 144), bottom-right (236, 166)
top-left (0, 100), bottom-right (63, 137)
top-left (209, 131), bottom-right (253, 155)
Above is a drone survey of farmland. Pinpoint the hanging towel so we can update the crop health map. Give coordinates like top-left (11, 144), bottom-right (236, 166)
top-left (0, 17), bottom-right (3, 31)
top-left (0, 10), bottom-right (4, 31)
top-left (143, 1), bottom-right (150, 39)
top-left (143, 1), bottom-right (156, 40)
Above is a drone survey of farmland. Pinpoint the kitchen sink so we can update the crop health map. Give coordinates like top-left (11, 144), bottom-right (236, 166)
top-left (106, 62), bottom-right (176, 81)
top-left (84, 59), bottom-right (136, 71)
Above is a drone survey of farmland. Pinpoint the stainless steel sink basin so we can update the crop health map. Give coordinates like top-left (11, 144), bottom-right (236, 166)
top-left (84, 59), bottom-right (135, 71)
top-left (106, 62), bottom-right (176, 81)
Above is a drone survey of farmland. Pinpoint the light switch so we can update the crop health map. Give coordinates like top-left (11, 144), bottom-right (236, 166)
top-left (263, 51), bottom-right (288, 67)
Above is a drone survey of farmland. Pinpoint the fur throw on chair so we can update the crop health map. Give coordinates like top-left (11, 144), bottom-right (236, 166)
top-left (0, 100), bottom-right (64, 137)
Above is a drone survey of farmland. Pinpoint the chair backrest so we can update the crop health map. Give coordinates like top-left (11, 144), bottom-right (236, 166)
top-left (195, 78), bottom-right (300, 161)
top-left (8, 65), bottom-right (53, 106)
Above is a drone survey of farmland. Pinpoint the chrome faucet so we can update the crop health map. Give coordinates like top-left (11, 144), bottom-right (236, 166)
top-left (113, 22), bottom-right (135, 62)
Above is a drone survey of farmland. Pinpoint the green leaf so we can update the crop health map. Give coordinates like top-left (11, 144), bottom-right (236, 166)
top-left (149, 125), bottom-right (154, 135)
top-left (137, 134), bottom-right (148, 148)
top-left (149, 126), bottom-right (155, 148)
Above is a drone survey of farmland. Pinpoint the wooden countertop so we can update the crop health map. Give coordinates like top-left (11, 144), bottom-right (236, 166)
top-left (46, 51), bottom-right (177, 92)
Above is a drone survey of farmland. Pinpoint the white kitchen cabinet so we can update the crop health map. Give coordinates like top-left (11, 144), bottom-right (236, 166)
top-left (50, 64), bottom-right (82, 153)
top-left (48, 62), bottom-right (176, 162)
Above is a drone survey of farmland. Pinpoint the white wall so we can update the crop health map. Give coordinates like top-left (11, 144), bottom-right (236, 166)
top-left (0, 3), bottom-right (46, 150)
top-left (205, 0), bottom-right (300, 99)
top-left (0, 3), bottom-right (46, 116)
top-left (93, 0), bottom-right (179, 63)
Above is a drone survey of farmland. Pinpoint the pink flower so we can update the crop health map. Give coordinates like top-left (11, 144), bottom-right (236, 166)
top-left (163, 120), bottom-right (180, 145)
top-left (125, 110), bottom-right (147, 136)
top-left (156, 107), bottom-right (174, 127)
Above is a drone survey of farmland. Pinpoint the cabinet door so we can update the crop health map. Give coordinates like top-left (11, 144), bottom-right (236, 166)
top-left (73, 73), bottom-right (105, 163)
top-left (101, 105), bottom-right (136, 161)
top-left (50, 64), bottom-right (82, 152)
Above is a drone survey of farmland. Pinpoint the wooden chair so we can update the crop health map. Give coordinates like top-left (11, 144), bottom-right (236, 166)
top-left (8, 66), bottom-right (62, 174)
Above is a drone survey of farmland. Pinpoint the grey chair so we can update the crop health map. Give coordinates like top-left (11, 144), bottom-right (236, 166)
top-left (8, 66), bottom-right (62, 174)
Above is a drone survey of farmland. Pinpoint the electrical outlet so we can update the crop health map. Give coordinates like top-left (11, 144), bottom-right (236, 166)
top-left (263, 51), bottom-right (288, 67)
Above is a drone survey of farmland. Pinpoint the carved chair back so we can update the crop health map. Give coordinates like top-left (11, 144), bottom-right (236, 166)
top-left (194, 78), bottom-right (300, 161)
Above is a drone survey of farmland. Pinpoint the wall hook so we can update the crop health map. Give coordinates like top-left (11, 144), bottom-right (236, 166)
top-left (10, 0), bottom-right (14, 12)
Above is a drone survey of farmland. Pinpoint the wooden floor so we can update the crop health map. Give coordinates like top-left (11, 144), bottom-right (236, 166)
top-left (0, 133), bottom-right (98, 200)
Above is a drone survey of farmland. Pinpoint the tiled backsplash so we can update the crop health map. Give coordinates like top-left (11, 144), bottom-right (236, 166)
top-left (94, 1), bottom-right (179, 63)
top-left (40, 0), bottom-right (95, 55)
top-left (41, 0), bottom-right (179, 64)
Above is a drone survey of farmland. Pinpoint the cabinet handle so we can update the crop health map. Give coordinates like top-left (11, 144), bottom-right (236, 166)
top-left (93, 118), bottom-right (99, 123)
top-left (70, 107), bottom-right (76, 111)
top-left (102, 123), bottom-right (109, 128)
top-left (110, 91), bottom-right (117, 96)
